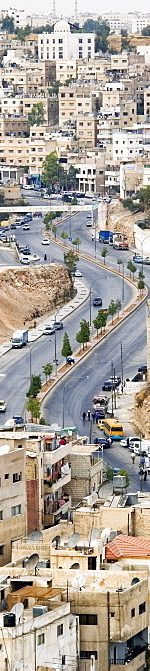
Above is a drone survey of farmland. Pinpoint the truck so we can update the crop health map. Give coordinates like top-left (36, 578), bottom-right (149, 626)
top-left (113, 234), bottom-right (128, 250)
top-left (99, 230), bottom-right (113, 244)
top-left (11, 329), bottom-right (28, 349)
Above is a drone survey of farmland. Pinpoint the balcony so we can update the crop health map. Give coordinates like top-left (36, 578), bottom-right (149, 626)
top-left (110, 646), bottom-right (146, 671)
top-left (44, 466), bottom-right (71, 494)
top-left (44, 496), bottom-right (71, 527)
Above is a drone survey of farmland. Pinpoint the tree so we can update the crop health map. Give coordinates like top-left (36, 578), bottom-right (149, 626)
top-left (142, 25), bottom-right (150, 35)
top-left (26, 375), bottom-right (42, 398)
top-left (28, 102), bottom-right (45, 126)
top-left (61, 231), bottom-right (68, 240)
top-left (117, 258), bottom-right (122, 273)
top-left (42, 152), bottom-right (65, 191)
top-left (72, 237), bottom-right (81, 252)
top-left (101, 247), bottom-right (108, 265)
top-left (42, 363), bottom-right (53, 382)
top-left (116, 299), bottom-right (121, 318)
top-left (71, 197), bottom-right (78, 205)
top-left (119, 469), bottom-right (130, 487)
top-left (93, 311), bottom-right (107, 336)
top-left (16, 25), bottom-right (31, 40)
top-left (139, 270), bottom-right (145, 280)
top-left (26, 397), bottom-right (41, 421)
top-left (82, 18), bottom-right (110, 52)
top-left (1, 15), bottom-right (14, 32)
top-left (61, 331), bottom-right (72, 362)
top-left (127, 260), bottom-right (136, 280)
top-left (136, 186), bottom-right (150, 210)
top-left (67, 165), bottom-right (77, 190)
top-left (138, 278), bottom-right (145, 296)
top-left (76, 319), bottom-right (90, 351)
top-left (108, 300), bottom-right (117, 324)
top-left (52, 224), bottom-right (57, 238)
top-left (64, 249), bottom-right (79, 275)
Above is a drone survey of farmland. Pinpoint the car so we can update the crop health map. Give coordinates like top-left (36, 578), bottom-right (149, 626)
top-left (43, 325), bottom-right (55, 335)
top-left (74, 269), bottom-right (82, 277)
top-left (131, 372), bottom-right (143, 382)
top-left (19, 246), bottom-right (31, 255)
top-left (143, 257), bottom-right (150, 265)
top-left (13, 415), bottom-right (25, 425)
top-left (133, 254), bottom-right (143, 264)
top-left (93, 297), bottom-right (102, 307)
top-left (23, 214), bottom-right (32, 222)
top-left (97, 419), bottom-right (106, 430)
top-left (43, 193), bottom-right (50, 199)
top-left (10, 224), bottom-right (16, 230)
top-left (20, 257), bottom-right (30, 265)
top-left (55, 321), bottom-right (63, 330)
top-left (102, 378), bottom-right (120, 391)
top-left (87, 213), bottom-right (92, 219)
top-left (42, 239), bottom-right (50, 245)
top-left (138, 364), bottom-right (147, 373)
top-left (94, 437), bottom-right (111, 448)
top-left (23, 224), bottom-right (30, 231)
top-left (66, 356), bottom-right (75, 365)
top-left (86, 221), bottom-right (92, 227)
top-left (0, 400), bottom-right (6, 412)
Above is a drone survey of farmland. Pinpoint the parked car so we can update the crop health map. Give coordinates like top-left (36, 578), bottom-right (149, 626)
top-left (102, 377), bottom-right (121, 391)
top-left (93, 297), bottom-right (102, 307)
top-left (23, 224), bottom-right (30, 231)
top-left (138, 364), bottom-right (147, 373)
top-left (74, 269), bottom-right (82, 277)
top-left (0, 400), bottom-right (6, 412)
top-left (55, 321), bottom-right (63, 330)
top-left (87, 213), bottom-right (92, 219)
top-left (94, 437), bottom-right (111, 448)
top-left (13, 415), bottom-right (25, 425)
top-left (133, 254), bottom-right (143, 264)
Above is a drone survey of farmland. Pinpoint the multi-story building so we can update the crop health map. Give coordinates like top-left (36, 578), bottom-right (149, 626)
top-left (76, 114), bottom-right (98, 149)
top-left (76, 152), bottom-right (105, 194)
top-left (56, 59), bottom-right (77, 83)
top-left (113, 129), bottom-right (144, 162)
top-left (38, 19), bottom-right (95, 61)
top-left (0, 442), bottom-right (26, 565)
top-left (59, 83), bottom-right (99, 126)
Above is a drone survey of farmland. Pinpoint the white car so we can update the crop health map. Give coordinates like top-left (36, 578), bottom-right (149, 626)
top-left (42, 239), bottom-right (50, 245)
top-left (0, 400), bottom-right (6, 412)
top-left (23, 224), bottom-right (30, 231)
top-left (43, 193), bottom-right (50, 199)
top-left (74, 269), bottom-right (82, 277)
top-left (20, 256), bottom-right (30, 265)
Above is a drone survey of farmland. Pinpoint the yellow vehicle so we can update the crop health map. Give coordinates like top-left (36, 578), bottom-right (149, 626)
top-left (97, 419), bottom-right (106, 430)
top-left (103, 419), bottom-right (123, 441)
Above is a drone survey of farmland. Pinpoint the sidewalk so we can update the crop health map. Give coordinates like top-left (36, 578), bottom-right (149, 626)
top-left (0, 277), bottom-right (89, 358)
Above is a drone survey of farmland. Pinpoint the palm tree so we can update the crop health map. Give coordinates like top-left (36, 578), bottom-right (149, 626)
top-left (101, 247), bottom-right (108, 265)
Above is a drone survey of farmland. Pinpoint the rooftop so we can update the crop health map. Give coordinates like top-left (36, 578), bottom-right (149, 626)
top-left (106, 534), bottom-right (150, 560)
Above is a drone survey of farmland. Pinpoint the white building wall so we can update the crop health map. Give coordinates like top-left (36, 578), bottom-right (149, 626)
top-left (38, 19), bottom-right (95, 60)
top-left (113, 130), bottom-right (143, 162)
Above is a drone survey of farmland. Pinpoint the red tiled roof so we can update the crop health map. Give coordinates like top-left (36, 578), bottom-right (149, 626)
top-left (105, 534), bottom-right (150, 560)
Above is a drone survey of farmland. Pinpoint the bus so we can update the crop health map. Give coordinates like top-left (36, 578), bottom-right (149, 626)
top-left (103, 419), bottom-right (123, 441)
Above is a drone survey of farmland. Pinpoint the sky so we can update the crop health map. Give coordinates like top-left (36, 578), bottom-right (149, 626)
top-left (2, 0), bottom-right (150, 16)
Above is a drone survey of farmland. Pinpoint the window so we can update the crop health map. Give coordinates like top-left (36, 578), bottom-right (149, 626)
top-left (59, 38), bottom-right (63, 44)
top-left (62, 656), bottom-right (65, 666)
top-left (88, 38), bottom-right (91, 43)
top-left (13, 472), bottom-right (22, 483)
top-left (79, 38), bottom-right (82, 43)
top-left (110, 612), bottom-right (114, 617)
top-left (0, 511), bottom-right (3, 521)
top-left (0, 546), bottom-right (4, 555)
top-left (5, 474), bottom-right (9, 480)
top-left (57, 623), bottom-right (63, 636)
top-left (139, 602), bottom-right (145, 614)
top-left (11, 505), bottom-right (21, 517)
top-left (79, 614), bottom-right (97, 625)
top-left (80, 652), bottom-right (97, 660)
top-left (131, 608), bottom-right (135, 618)
top-left (38, 633), bottom-right (45, 645)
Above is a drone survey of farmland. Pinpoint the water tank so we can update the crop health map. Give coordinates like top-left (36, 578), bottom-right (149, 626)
top-left (37, 560), bottom-right (50, 569)
top-left (4, 613), bottom-right (16, 627)
top-left (33, 606), bottom-right (48, 618)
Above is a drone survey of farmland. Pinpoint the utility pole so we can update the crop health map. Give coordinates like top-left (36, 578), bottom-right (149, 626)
top-left (111, 361), bottom-right (114, 417)
top-left (120, 342), bottom-right (124, 393)
top-left (89, 287), bottom-right (92, 328)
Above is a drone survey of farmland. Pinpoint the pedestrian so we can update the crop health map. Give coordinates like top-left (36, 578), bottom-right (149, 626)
top-left (127, 437), bottom-right (129, 448)
top-left (92, 412), bottom-right (95, 423)
top-left (131, 452), bottom-right (135, 464)
top-left (144, 470), bottom-right (147, 481)
top-left (87, 410), bottom-right (91, 421)
top-left (82, 411), bottom-right (86, 422)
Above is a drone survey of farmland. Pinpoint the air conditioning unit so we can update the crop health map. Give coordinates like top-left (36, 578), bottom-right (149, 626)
top-left (4, 613), bottom-right (16, 627)
top-left (33, 606), bottom-right (48, 618)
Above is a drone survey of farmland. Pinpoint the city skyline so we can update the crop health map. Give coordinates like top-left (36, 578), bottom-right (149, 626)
top-left (2, 1), bottom-right (150, 18)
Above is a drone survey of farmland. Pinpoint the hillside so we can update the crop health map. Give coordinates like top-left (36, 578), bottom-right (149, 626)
top-left (0, 264), bottom-right (73, 343)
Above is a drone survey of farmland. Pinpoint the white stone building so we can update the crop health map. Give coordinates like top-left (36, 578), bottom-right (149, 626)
top-left (113, 129), bottom-right (144, 162)
top-left (38, 19), bottom-right (95, 61)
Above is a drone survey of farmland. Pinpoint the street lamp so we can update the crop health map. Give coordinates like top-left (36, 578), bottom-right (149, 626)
top-left (89, 279), bottom-right (99, 327)
top-left (53, 309), bottom-right (60, 375)
top-left (62, 375), bottom-right (89, 429)
top-left (122, 262), bottom-right (125, 311)
top-left (92, 206), bottom-right (97, 259)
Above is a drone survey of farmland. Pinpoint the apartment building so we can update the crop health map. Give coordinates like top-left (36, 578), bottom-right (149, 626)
top-left (59, 83), bottom-right (99, 125)
top-left (76, 114), bottom-right (98, 149)
top-left (76, 153), bottom-right (105, 194)
top-left (56, 59), bottom-right (77, 83)
top-left (38, 19), bottom-right (95, 61)
top-left (63, 442), bottom-right (103, 507)
top-left (0, 443), bottom-right (26, 565)
top-left (113, 129), bottom-right (144, 162)
top-left (120, 160), bottom-right (144, 198)
top-left (77, 57), bottom-right (110, 83)
top-left (110, 53), bottom-right (129, 73)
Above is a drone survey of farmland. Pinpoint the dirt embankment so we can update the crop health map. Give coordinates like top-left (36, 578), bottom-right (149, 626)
top-left (108, 201), bottom-right (141, 245)
top-left (134, 386), bottom-right (150, 438)
top-left (0, 264), bottom-right (73, 343)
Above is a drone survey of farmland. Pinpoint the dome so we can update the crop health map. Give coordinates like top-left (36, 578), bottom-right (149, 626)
top-left (54, 19), bottom-right (70, 33)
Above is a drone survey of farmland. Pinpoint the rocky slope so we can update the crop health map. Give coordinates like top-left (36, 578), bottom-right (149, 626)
top-left (0, 264), bottom-right (73, 343)
top-left (134, 386), bottom-right (150, 438)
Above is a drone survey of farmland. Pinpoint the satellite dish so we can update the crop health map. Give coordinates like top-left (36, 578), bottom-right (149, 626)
top-left (90, 528), bottom-right (101, 542)
top-left (68, 533), bottom-right (80, 548)
top-left (27, 531), bottom-right (43, 541)
top-left (11, 602), bottom-right (24, 624)
top-left (101, 528), bottom-right (112, 544)
top-left (0, 444), bottom-right (10, 455)
top-left (24, 553), bottom-right (39, 572)
top-left (4, 418), bottom-right (15, 427)
top-left (72, 574), bottom-right (86, 590)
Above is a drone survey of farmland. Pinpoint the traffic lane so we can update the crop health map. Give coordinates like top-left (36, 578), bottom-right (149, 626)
top-left (102, 443), bottom-right (148, 493)
top-left (43, 301), bottom-right (146, 433)
top-left (0, 261), bottom-right (135, 419)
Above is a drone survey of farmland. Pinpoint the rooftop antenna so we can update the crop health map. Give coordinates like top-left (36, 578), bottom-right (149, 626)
top-left (53, 0), bottom-right (56, 22)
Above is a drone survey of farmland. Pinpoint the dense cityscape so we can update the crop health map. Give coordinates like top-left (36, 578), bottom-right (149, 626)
top-left (0, 4), bottom-right (150, 671)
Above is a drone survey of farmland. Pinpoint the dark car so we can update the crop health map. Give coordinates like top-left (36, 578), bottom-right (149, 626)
top-left (94, 437), bottom-right (111, 448)
top-left (66, 356), bottom-right (75, 365)
top-left (10, 224), bottom-right (16, 230)
top-left (13, 415), bottom-right (25, 426)
top-left (102, 378), bottom-right (121, 391)
top-left (55, 321), bottom-right (63, 330)
top-left (95, 409), bottom-right (105, 420)
top-left (138, 364), bottom-right (147, 373)
top-left (19, 246), bottom-right (31, 255)
top-left (131, 372), bottom-right (143, 382)
top-left (93, 297), bottom-right (102, 307)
